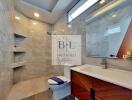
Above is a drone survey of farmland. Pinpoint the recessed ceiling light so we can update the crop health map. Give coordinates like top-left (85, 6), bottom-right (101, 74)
top-left (112, 14), bottom-right (117, 18)
top-left (15, 16), bottom-right (20, 20)
top-left (34, 12), bottom-right (39, 17)
top-left (99, 0), bottom-right (106, 4)
top-left (33, 22), bottom-right (37, 25)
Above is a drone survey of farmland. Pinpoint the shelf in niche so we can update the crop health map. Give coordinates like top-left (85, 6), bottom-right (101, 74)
top-left (11, 61), bottom-right (25, 68)
top-left (14, 33), bottom-right (26, 47)
top-left (13, 52), bottom-right (26, 63)
top-left (14, 33), bottom-right (26, 38)
top-left (12, 32), bottom-right (27, 84)
top-left (13, 47), bottom-right (25, 52)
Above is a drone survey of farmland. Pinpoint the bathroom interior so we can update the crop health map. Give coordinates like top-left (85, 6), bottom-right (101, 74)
top-left (0, 0), bottom-right (132, 100)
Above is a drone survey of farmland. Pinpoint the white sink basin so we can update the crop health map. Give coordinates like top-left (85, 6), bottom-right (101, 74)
top-left (71, 64), bottom-right (132, 90)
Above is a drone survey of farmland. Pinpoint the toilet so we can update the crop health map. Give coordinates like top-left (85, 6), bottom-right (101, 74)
top-left (48, 65), bottom-right (72, 100)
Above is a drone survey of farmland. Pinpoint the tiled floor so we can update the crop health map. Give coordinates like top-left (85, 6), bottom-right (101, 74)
top-left (7, 76), bottom-right (52, 100)
top-left (22, 90), bottom-right (52, 100)
top-left (23, 92), bottom-right (75, 100)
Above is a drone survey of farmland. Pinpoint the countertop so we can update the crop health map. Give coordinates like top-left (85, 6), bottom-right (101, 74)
top-left (71, 64), bottom-right (132, 90)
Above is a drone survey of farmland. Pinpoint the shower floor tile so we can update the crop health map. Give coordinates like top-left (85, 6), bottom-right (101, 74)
top-left (7, 76), bottom-right (52, 100)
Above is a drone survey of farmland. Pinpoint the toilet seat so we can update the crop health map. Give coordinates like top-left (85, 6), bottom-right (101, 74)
top-left (48, 76), bottom-right (70, 85)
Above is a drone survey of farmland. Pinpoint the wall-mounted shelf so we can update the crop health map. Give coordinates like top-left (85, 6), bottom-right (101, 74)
top-left (13, 52), bottom-right (26, 62)
top-left (11, 61), bottom-right (25, 69)
top-left (14, 33), bottom-right (26, 47)
top-left (14, 33), bottom-right (26, 38)
top-left (13, 47), bottom-right (25, 52)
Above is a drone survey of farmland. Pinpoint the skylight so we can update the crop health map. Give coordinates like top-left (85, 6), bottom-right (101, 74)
top-left (68, 0), bottom-right (99, 22)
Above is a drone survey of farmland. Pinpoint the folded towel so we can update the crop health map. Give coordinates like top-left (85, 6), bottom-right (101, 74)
top-left (50, 77), bottom-right (64, 85)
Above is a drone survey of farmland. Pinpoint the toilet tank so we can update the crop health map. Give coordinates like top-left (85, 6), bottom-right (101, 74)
top-left (64, 65), bottom-right (74, 80)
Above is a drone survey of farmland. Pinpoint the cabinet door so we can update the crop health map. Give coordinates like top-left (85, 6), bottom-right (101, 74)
top-left (71, 71), bottom-right (93, 100)
top-left (92, 78), bottom-right (132, 100)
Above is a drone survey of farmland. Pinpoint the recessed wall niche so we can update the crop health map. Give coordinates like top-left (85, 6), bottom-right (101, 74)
top-left (12, 33), bottom-right (26, 69)
top-left (14, 33), bottom-right (26, 47)
top-left (12, 33), bottom-right (27, 83)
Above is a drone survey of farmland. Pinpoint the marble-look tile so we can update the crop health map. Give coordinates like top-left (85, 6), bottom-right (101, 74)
top-left (22, 90), bottom-right (52, 100)
top-left (0, 0), bottom-right (14, 99)
top-left (13, 11), bottom-right (64, 83)
top-left (7, 76), bottom-right (51, 100)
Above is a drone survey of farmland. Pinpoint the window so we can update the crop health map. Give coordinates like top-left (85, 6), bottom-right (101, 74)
top-left (68, 0), bottom-right (99, 22)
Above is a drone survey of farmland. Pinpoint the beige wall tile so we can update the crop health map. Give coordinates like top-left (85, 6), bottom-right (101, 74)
top-left (13, 11), bottom-right (64, 83)
top-left (0, 0), bottom-right (14, 99)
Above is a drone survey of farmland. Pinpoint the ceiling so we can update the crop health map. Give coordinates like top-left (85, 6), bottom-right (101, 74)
top-left (14, 0), bottom-right (80, 24)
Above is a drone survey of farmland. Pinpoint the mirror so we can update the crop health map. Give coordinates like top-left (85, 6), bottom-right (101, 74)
top-left (86, 0), bottom-right (132, 59)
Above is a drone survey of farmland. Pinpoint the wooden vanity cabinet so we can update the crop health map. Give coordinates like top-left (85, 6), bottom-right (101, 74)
top-left (71, 70), bottom-right (93, 100)
top-left (92, 78), bottom-right (132, 100)
top-left (71, 70), bottom-right (132, 100)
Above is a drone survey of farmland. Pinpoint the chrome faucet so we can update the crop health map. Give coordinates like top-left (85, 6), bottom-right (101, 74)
top-left (101, 58), bottom-right (108, 69)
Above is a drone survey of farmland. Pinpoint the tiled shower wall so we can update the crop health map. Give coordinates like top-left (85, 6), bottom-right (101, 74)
top-left (53, 7), bottom-right (132, 71)
top-left (13, 11), bottom-right (64, 82)
top-left (0, 0), bottom-right (14, 100)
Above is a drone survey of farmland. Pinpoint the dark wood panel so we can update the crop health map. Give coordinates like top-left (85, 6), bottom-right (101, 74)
top-left (71, 71), bottom-right (92, 100)
top-left (92, 78), bottom-right (132, 100)
top-left (71, 71), bottom-right (92, 91)
top-left (71, 71), bottom-right (132, 100)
